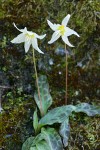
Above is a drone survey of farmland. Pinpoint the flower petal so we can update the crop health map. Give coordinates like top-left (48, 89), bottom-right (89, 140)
top-left (47, 20), bottom-right (59, 31)
top-left (13, 23), bottom-right (27, 33)
top-left (35, 33), bottom-right (46, 39)
top-left (48, 31), bottom-right (60, 44)
top-left (11, 33), bottom-right (25, 43)
top-left (24, 39), bottom-right (31, 53)
top-left (62, 14), bottom-right (70, 26)
top-left (62, 35), bottom-right (74, 47)
top-left (65, 27), bottom-right (80, 37)
top-left (32, 38), bottom-right (44, 54)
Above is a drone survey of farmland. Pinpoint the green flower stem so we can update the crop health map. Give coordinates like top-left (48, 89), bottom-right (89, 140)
top-left (65, 44), bottom-right (68, 104)
top-left (32, 48), bottom-right (44, 116)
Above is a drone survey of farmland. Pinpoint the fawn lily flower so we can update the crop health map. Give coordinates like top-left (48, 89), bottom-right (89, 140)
top-left (47, 14), bottom-right (80, 47)
top-left (11, 23), bottom-right (46, 53)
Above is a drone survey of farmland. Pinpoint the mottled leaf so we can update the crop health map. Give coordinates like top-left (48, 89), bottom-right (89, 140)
top-left (36, 140), bottom-right (51, 150)
top-left (34, 75), bottom-right (52, 116)
top-left (39, 105), bottom-right (75, 125)
top-left (39, 103), bottom-right (100, 125)
top-left (30, 128), bottom-right (63, 150)
top-left (31, 133), bottom-right (44, 146)
top-left (75, 103), bottom-right (100, 116)
top-left (22, 137), bottom-right (34, 150)
top-left (29, 141), bottom-right (50, 150)
top-left (41, 128), bottom-right (63, 150)
top-left (59, 119), bottom-right (70, 147)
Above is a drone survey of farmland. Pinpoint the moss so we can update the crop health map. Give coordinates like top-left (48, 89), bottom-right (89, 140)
top-left (0, 95), bottom-right (35, 150)
top-left (68, 115), bottom-right (100, 150)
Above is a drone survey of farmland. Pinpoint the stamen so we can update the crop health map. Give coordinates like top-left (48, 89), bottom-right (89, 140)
top-left (25, 33), bottom-right (34, 40)
top-left (58, 25), bottom-right (65, 35)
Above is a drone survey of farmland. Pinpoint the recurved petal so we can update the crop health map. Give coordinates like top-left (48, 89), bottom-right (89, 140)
top-left (62, 14), bottom-right (70, 26)
top-left (13, 23), bottom-right (27, 33)
top-left (35, 33), bottom-right (46, 39)
top-left (32, 38), bottom-right (44, 54)
top-left (24, 40), bottom-right (31, 53)
top-left (47, 20), bottom-right (59, 31)
top-left (65, 27), bottom-right (80, 37)
top-left (62, 35), bottom-right (74, 47)
top-left (48, 31), bottom-right (60, 44)
top-left (11, 33), bottom-right (25, 43)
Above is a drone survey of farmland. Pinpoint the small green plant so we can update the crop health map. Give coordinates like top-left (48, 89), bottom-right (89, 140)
top-left (10, 14), bottom-right (100, 150)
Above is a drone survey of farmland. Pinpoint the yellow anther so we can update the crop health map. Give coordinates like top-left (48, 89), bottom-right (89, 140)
top-left (58, 25), bottom-right (65, 35)
top-left (25, 33), bottom-right (34, 40)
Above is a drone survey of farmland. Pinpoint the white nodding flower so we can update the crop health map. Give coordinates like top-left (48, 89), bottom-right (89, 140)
top-left (47, 14), bottom-right (80, 47)
top-left (11, 23), bottom-right (46, 53)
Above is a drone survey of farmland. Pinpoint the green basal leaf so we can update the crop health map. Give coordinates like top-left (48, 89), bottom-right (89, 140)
top-left (33, 109), bottom-right (39, 133)
top-left (41, 128), bottom-right (63, 150)
top-left (31, 133), bottom-right (44, 146)
top-left (36, 140), bottom-right (51, 150)
top-left (22, 103), bottom-right (100, 150)
top-left (59, 119), bottom-right (70, 147)
top-left (29, 141), bottom-right (50, 150)
top-left (22, 137), bottom-right (34, 150)
top-left (39, 103), bottom-right (100, 125)
top-left (22, 133), bottom-right (50, 150)
top-left (34, 75), bottom-right (52, 116)
top-left (75, 103), bottom-right (100, 116)
top-left (39, 105), bottom-right (75, 125)
top-left (31, 127), bottom-right (63, 150)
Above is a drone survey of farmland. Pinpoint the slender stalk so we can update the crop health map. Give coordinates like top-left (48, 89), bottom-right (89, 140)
top-left (32, 49), bottom-right (44, 116)
top-left (65, 44), bottom-right (68, 104)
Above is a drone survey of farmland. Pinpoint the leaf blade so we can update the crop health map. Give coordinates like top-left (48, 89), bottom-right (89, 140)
top-left (75, 103), bottom-right (100, 116)
top-left (22, 137), bottom-right (34, 150)
top-left (59, 119), bottom-right (70, 147)
top-left (39, 105), bottom-right (75, 125)
top-left (34, 75), bottom-right (52, 116)
top-left (39, 103), bottom-right (100, 126)
top-left (36, 140), bottom-right (51, 150)
top-left (41, 128), bottom-right (63, 150)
